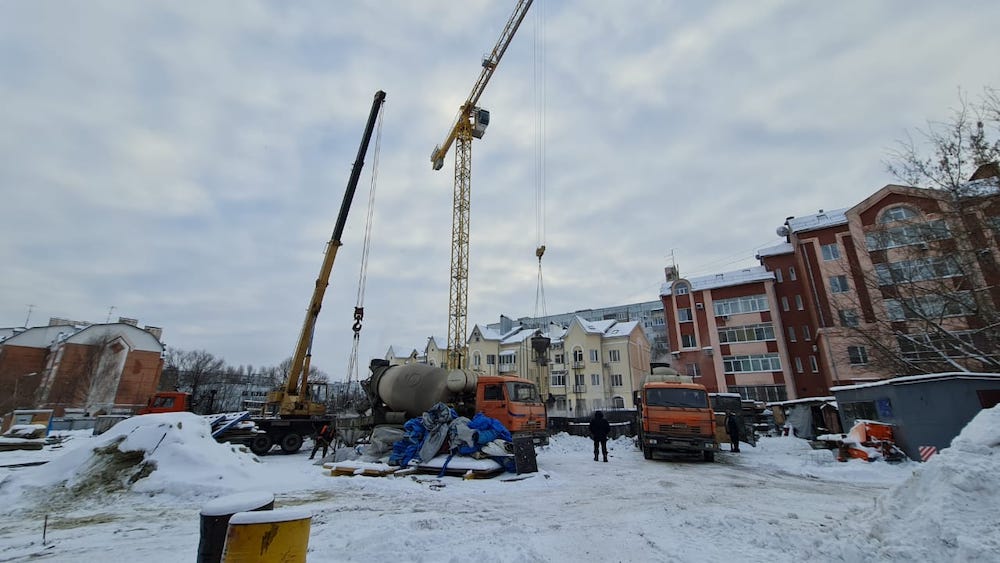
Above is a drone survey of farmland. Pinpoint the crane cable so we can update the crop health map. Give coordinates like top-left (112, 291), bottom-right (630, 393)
top-left (533, 1), bottom-right (548, 320)
top-left (345, 102), bottom-right (385, 405)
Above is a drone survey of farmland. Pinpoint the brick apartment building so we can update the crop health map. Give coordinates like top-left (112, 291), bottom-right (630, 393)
top-left (663, 164), bottom-right (1000, 401)
top-left (0, 317), bottom-right (165, 416)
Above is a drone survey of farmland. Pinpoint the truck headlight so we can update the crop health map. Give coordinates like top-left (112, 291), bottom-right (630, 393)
top-left (648, 439), bottom-right (658, 445)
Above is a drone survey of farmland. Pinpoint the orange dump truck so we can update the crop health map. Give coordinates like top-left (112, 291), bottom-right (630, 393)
top-left (636, 367), bottom-right (718, 462)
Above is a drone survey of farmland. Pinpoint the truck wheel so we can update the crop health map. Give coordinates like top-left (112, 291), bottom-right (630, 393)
top-left (642, 444), bottom-right (653, 460)
top-left (250, 434), bottom-right (273, 456)
top-left (702, 450), bottom-right (715, 462)
top-left (280, 432), bottom-right (303, 453)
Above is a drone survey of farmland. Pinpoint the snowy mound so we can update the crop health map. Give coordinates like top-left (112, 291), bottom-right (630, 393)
top-left (0, 412), bottom-right (266, 509)
top-left (821, 405), bottom-right (1000, 561)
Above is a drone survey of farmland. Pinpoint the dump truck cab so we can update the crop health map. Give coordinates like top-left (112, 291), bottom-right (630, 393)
top-left (138, 391), bottom-right (193, 415)
top-left (636, 369), bottom-right (717, 461)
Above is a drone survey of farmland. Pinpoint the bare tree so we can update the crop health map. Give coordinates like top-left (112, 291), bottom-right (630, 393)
top-left (164, 348), bottom-right (226, 413)
top-left (845, 87), bottom-right (1000, 374)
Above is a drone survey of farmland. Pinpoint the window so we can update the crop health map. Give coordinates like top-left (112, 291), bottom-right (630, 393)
top-left (781, 296), bottom-right (790, 311)
top-left (775, 269), bottom-right (783, 283)
top-left (794, 357), bottom-right (803, 373)
top-left (839, 309), bottom-right (859, 327)
top-left (875, 256), bottom-right (961, 286)
top-left (830, 275), bottom-right (849, 293)
top-left (610, 373), bottom-right (623, 386)
top-left (789, 266), bottom-right (797, 281)
top-left (714, 294), bottom-right (769, 316)
top-left (612, 396), bottom-right (625, 408)
top-left (576, 398), bottom-right (587, 412)
top-left (574, 373), bottom-right (586, 386)
top-left (686, 363), bottom-right (701, 377)
top-left (787, 326), bottom-right (796, 342)
top-left (675, 283), bottom-right (690, 295)
top-left (885, 292), bottom-right (974, 321)
top-left (573, 349), bottom-right (584, 363)
top-left (608, 349), bottom-right (621, 362)
top-left (729, 385), bottom-right (787, 402)
top-left (499, 353), bottom-right (516, 366)
top-left (550, 372), bottom-right (566, 386)
top-left (809, 356), bottom-right (819, 372)
top-left (554, 352), bottom-right (565, 365)
top-left (681, 334), bottom-right (697, 348)
top-left (678, 308), bottom-right (693, 322)
top-left (848, 346), bottom-right (868, 365)
top-left (897, 331), bottom-right (976, 361)
top-left (879, 206), bottom-right (918, 224)
top-left (795, 295), bottom-right (804, 310)
top-left (591, 373), bottom-right (601, 386)
top-left (483, 384), bottom-right (503, 401)
top-left (821, 243), bottom-right (841, 261)
top-left (590, 349), bottom-right (599, 362)
top-left (486, 354), bottom-right (496, 365)
top-left (866, 219), bottom-right (951, 250)
top-left (472, 352), bottom-right (481, 367)
top-left (723, 353), bottom-right (782, 373)
top-left (718, 323), bottom-right (776, 343)
top-left (802, 326), bottom-right (811, 340)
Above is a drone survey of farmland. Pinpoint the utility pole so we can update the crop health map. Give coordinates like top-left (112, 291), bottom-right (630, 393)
top-left (23, 304), bottom-right (35, 327)
top-left (106, 306), bottom-right (116, 324)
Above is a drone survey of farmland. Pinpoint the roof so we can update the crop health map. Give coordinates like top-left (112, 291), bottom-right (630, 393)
top-left (756, 242), bottom-right (793, 258)
top-left (830, 372), bottom-right (1000, 392)
top-left (573, 316), bottom-right (617, 334)
top-left (767, 396), bottom-right (836, 407)
top-left (786, 208), bottom-right (848, 233)
top-left (604, 320), bottom-right (639, 338)
top-left (1, 325), bottom-right (84, 348)
top-left (661, 266), bottom-right (773, 296)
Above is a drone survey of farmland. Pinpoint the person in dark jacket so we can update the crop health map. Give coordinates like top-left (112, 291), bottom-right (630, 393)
top-left (589, 411), bottom-right (611, 462)
top-left (724, 411), bottom-right (741, 453)
top-left (309, 424), bottom-right (336, 460)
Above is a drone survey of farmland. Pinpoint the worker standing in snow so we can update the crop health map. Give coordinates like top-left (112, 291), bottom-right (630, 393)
top-left (724, 411), bottom-right (741, 453)
top-left (309, 424), bottom-right (335, 460)
top-left (589, 411), bottom-right (611, 462)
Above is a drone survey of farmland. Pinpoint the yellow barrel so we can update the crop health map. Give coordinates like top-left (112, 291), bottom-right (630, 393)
top-left (222, 508), bottom-right (312, 563)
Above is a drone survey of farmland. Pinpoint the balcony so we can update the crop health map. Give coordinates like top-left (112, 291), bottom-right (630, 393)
top-left (498, 364), bottom-right (516, 373)
top-left (573, 384), bottom-right (587, 393)
top-left (571, 361), bottom-right (585, 370)
top-left (550, 363), bottom-right (566, 372)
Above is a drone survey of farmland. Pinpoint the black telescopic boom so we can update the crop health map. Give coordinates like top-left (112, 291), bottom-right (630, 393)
top-left (332, 89), bottom-right (386, 243)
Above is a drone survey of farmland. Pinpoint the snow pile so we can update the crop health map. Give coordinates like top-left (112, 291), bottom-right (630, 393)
top-left (0, 412), bottom-right (265, 510)
top-left (819, 405), bottom-right (1000, 561)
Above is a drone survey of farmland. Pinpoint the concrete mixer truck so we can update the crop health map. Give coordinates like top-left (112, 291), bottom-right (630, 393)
top-left (363, 359), bottom-right (548, 445)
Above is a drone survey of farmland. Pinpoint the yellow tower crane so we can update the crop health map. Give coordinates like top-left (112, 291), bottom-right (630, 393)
top-left (431, 0), bottom-right (533, 370)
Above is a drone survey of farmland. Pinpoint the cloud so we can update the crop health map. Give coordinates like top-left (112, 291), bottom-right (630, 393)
top-left (3, 0), bottom-right (1000, 375)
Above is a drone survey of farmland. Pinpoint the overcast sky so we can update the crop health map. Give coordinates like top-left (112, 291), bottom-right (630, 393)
top-left (3, 1), bottom-right (999, 379)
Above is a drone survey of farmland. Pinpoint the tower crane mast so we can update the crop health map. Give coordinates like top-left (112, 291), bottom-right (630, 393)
top-left (431, 0), bottom-right (533, 369)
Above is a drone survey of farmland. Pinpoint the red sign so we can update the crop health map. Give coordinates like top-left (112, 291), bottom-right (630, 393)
top-left (918, 445), bottom-right (937, 462)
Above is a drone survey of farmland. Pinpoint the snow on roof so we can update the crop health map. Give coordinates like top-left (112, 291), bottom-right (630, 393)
top-left (604, 320), bottom-right (639, 337)
top-left (501, 328), bottom-right (539, 345)
top-left (661, 266), bottom-right (774, 296)
top-left (387, 345), bottom-right (418, 357)
top-left (767, 396), bottom-right (836, 407)
top-left (830, 372), bottom-right (1000, 392)
top-left (786, 208), bottom-right (848, 233)
top-left (756, 242), bottom-right (793, 258)
top-left (1, 325), bottom-right (84, 348)
top-left (574, 316), bottom-right (617, 334)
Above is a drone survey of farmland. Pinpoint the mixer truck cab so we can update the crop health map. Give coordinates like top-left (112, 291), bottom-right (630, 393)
top-left (477, 375), bottom-right (548, 446)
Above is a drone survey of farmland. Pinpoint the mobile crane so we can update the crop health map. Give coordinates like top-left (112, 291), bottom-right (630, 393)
top-left (430, 0), bottom-right (533, 369)
top-left (250, 90), bottom-right (387, 455)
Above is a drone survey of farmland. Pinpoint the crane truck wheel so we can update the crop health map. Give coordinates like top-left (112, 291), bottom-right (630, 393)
top-left (250, 434), bottom-right (273, 456)
top-left (280, 432), bottom-right (303, 454)
top-left (642, 444), bottom-right (653, 460)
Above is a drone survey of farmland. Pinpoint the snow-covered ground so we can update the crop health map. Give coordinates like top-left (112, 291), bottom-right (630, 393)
top-left (0, 407), bottom-right (997, 562)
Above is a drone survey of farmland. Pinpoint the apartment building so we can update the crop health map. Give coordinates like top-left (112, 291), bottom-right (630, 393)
top-left (759, 169), bottom-right (1000, 390)
top-left (660, 266), bottom-right (796, 402)
top-left (467, 315), bottom-right (650, 418)
top-left (0, 317), bottom-right (165, 416)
